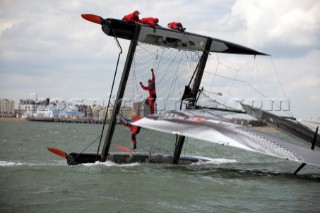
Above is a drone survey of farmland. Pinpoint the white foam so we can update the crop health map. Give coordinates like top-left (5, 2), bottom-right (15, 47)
top-left (82, 161), bottom-right (141, 167)
top-left (0, 161), bottom-right (25, 167)
top-left (0, 160), bottom-right (67, 167)
top-left (190, 157), bottom-right (237, 165)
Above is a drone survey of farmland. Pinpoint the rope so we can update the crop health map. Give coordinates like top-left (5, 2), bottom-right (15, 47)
top-left (96, 29), bottom-right (123, 156)
top-left (204, 55), bottom-right (293, 117)
top-left (165, 53), bottom-right (184, 109)
top-left (208, 53), bottom-right (223, 93)
top-left (155, 47), bottom-right (165, 75)
top-left (156, 50), bottom-right (180, 85)
top-left (68, 135), bottom-right (101, 164)
top-left (202, 90), bottom-right (241, 111)
top-left (270, 56), bottom-right (293, 117)
top-left (188, 61), bottom-right (200, 86)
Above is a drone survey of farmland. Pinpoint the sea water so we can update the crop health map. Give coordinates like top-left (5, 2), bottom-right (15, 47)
top-left (0, 120), bottom-right (320, 213)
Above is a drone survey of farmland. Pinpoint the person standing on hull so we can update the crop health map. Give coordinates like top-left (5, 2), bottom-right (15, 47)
top-left (121, 113), bottom-right (141, 149)
top-left (140, 68), bottom-right (157, 114)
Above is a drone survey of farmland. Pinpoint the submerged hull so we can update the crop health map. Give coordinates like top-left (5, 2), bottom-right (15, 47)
top-left (66, 152), bottom-right (211, 165)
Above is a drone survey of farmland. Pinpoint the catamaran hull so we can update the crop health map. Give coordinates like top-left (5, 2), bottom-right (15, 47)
top-left (66, 152), bottom-right (210, 165)
top-left (100, 18), bottom-right (267, 55)
top-left (81, 15), bottom-right (267, 55)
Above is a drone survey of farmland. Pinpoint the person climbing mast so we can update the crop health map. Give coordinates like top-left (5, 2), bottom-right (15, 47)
top-left (121, 113), bottom-right (141, 149)
top-left (140, 68), bottom-right (157, 114)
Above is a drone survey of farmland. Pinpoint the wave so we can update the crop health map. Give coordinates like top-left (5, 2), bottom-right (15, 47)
top-left (190, 157), bottom-right (237, 165)
top-left (0, 157), bottom-right (236, 168)
top-left (82, 161), bottom-right (141, 167)
top-left (0, 160), bottom-right (66, 167)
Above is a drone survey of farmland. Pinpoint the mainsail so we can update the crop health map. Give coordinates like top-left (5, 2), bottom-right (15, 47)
top-left (133, 109), bottom-right (320, 167)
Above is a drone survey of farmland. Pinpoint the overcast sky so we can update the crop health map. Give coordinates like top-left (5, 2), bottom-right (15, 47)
top-left (0, 0), bottom-right (319, 119)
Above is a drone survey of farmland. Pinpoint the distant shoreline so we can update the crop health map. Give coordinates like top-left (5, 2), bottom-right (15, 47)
top-left (0, 117), bottom-right (27, 121)
top-left (0, 117), bottom-right (276, 130)
top-left (0, 117), bottom-right (108, 124)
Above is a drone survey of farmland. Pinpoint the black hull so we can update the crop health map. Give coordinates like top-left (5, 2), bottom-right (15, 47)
top-left (66, 152), bottom-right (210, 165)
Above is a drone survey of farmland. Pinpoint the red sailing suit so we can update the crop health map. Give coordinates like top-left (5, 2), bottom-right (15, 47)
top-left (123, 11), bottom-right (140, 23)
top-left (140, 17), bottom-right (159, 28)
top-left (140, 70), bottom-right (156, 114)
top-left (121, 117), bottom-right (141, 149)
top-left (168, 22), bottom-right (185, 32)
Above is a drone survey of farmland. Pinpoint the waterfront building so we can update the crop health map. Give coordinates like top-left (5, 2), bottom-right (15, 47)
top-left (19, 99), bottom-right (42, 118)
top-left (92, 105), bottom-right (101, 120)
top-left (107, 105), bottom-right (113, 120)
top-left (86, 106), bottom-right (93, 119)
top-left (133, 101), bottom-right (154, 117)
top-left (0, 98), bottom-right (15, 117)
top-left (133, 101), bottom-right (142, 117)
top-left (120, 106), bottom-right (133, 119)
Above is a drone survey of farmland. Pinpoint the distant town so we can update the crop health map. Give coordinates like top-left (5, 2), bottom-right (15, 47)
top-left (0, 97), bottom-right (267, 127)
top-left (0, 97), bottom-right (151, 124)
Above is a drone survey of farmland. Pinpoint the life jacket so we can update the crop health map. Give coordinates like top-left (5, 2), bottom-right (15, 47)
top-left (140, 17), bottom-right (159, 28)
top-left (123, 12), bottom-right (140, 23)
top-left (168, 22), bottom-right (183, 30)
top-left (130, 117), bottom-right (141, 134)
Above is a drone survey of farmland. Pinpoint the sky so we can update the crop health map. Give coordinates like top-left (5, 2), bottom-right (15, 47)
top-left (0, 0), bottom-right (319, 120)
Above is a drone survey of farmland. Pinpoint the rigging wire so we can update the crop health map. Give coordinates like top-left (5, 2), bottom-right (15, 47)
top-left (155, 47), bottom-right (165, 75)
top-left (68, 135), bottom-right (101, 164)
top-left (165, 52), bottom-right (184, 110)
top-left (205, 71), bottom-right (274, 101)
top-left (188, 61), bottom-right (200, 86)
top-left (204, 56), bottom-right (293, 117)
top-left (248, 59), bottom-right (255, 98)
top-left (96, 29), bottom-right (123, 156)
top-left (201, 90), bottom-right (240, 111)
top-left (183, 137), bottom-right (188, 157)
top-left (68, 29), bottom-right (123, 162)
top-left (270, 56), bottom-right (293, 117)
top-left (156, 50), bottom-right (180, 86)
top-left (223, 68), bottom-right (240, 105)
top-left (209, 53), bottom-right (221, 93)
top-left (251, 57), bottom-right (263, 102)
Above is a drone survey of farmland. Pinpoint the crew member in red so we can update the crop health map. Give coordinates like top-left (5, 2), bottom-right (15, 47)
top-left (122, 10), bottom-right (141, 23)
top-left (140, 69), bottom-right (157, 114)
top-left (140, 17), bottom-right (159, 28)
top-left (121, 114), bottom-right (141, 149)
top-left (167, 22), bottom-right (186, 32)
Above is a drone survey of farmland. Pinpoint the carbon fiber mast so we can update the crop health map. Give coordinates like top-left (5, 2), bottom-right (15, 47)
top-left (173, 38), bottom-right (213, 164)
top-left (101, 25), bottom-right (141, 161)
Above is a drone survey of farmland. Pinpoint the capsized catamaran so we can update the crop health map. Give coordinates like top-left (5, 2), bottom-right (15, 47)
top-left (48, 14), bottom-right (319, 174)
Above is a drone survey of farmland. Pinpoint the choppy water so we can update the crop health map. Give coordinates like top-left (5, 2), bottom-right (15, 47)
top-left (1, 120), bottom-right (320, 213)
